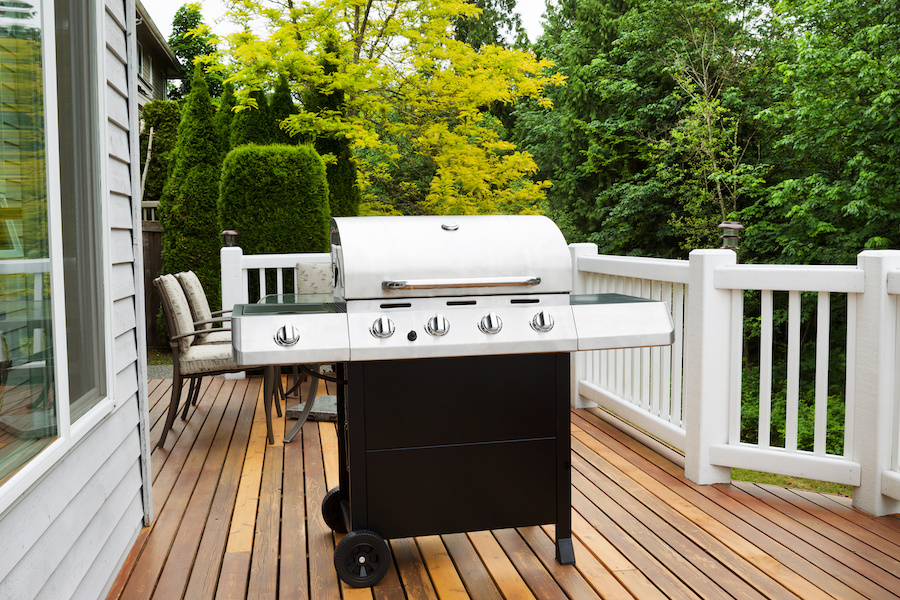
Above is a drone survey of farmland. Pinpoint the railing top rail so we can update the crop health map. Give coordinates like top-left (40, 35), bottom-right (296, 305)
top-left (714, 264), bottom-right (864, 293)
top-left (578, 254), bottom-right (691, 284)
top-left (238, 252), bottom-right (331, 270)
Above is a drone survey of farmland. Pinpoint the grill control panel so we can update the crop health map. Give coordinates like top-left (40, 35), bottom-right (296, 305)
top-left (232, 294), bottom-right (675, 367)
top-left (348, 296), bottom-right (578, 361)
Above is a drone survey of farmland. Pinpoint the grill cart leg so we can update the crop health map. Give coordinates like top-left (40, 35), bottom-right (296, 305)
top-left (556, 537), bottom-right (575, 565)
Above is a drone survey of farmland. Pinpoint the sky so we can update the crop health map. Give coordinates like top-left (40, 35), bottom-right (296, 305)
top-left (144, 0), bottom-right (548, 46)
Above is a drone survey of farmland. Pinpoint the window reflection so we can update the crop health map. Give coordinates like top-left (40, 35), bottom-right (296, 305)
top-left (0, 0), bottom-right (57, 483)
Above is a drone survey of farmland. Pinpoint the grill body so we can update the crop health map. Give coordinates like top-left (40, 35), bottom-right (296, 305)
top-left (230, 215), bottom-right (676, 587)
top-left (338, 354), bottom-right (571, 551)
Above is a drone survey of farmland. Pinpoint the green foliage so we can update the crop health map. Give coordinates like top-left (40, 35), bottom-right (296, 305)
top-left (218, 144), bottom-right (331, 256)
top-left (139, 100), bottom-right (180, 199)
top-left (454, 0), bottom-right (529, 50)
top-left (741, 0), bottom-right (900, 264)
top-left (305, 36), bottom-right (359, 217)
top-left (158, 67), bottom-right (223, 309)
top-left (214, 81), bottom-right (236, 161)
top-left (167, 3), bottom-right (221, 101)
top-left (230, 88), bottom-right (274, 147)
top-left (212, 0), bottom-right (563, 216)
top-left (270, 74), bottom-right (299, 145)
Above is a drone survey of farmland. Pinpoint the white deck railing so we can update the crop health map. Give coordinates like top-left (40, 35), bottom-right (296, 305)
top-left (222, 245), bottom-right (900, 517)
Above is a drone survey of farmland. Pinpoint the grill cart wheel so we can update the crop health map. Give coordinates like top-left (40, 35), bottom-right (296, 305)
top-left (321, 487), bottom-right (347, 533)
top-left (334, 530), bottom-right (391, 587)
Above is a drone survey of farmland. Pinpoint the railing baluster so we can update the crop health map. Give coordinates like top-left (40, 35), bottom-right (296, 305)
top-left (760, 290), bottom-right (774, 448)
top-left (660, 281), bottom-right (673, 422)
top-left (844, 293), bottom-right (857, 460)
top-left (672, 283), bottom-right (685, 428)
top-left (786, 290), bottom-right (801, 453)
top-left (814, 292), bottom-right (830, 456)
top-left (729, 289), bottom-right (743, 445)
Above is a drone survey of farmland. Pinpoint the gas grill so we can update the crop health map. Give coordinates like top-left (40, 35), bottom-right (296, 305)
top-left (231, 215), bottom-right (674, 587)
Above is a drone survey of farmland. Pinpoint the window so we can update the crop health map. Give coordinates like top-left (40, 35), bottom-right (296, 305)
top-left (0, 0), bottom-right (106, 484)
top-left (56, 0), bottom-right (105, 419)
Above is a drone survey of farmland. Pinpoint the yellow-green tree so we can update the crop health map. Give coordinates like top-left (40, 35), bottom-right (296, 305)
top-left (206, 0), bottom-right (563, 215)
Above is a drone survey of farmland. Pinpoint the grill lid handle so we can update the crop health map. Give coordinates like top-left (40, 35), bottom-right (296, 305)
top-left (382, 276), bottom-right (541, 291)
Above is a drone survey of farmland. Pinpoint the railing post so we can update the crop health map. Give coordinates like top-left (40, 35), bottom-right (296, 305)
top-left (569, 243), bottom-right (598, 408)
top-left (852, 251), bottom-right (900, 516)
top-left (683, 249), bottom-right (736, 484)
top-left (221, 245), bottom-right (245, 314)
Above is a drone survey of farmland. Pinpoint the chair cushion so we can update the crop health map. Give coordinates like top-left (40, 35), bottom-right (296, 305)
top-left (180, 342), bottom-right (239, 375)
top-left (177, 271), bottom-right (231, 344)
top-left (177, 270), bottom-right (212, 328)
top-left (296, 262), bottom-right (333, 294)
top-left (159, 274), bottom-right (195, 353)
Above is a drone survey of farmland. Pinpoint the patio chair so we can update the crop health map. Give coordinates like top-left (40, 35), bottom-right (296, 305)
top-left (176, 270), bottom-right (284, 422)
top-left (154, 274), bottom-right (277, 448)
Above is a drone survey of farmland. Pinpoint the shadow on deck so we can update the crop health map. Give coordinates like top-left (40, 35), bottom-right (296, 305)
top-left (107, 375), bottom-right (900, 600)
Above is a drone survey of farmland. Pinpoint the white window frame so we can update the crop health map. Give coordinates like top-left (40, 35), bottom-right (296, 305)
top-left (0, 0), bottom-right (116, 516)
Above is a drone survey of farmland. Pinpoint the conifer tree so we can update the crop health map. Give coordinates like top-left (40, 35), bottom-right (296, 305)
top-left (270, 74), bottom-right (299, 145)
top-left (167, 3), bottom-right (220, 101)
top-left (214, 81), bottom-right (236, 160)
top-left (158, 66), bottom-right (223, 308)
top-left (304, 37), bottom-right (359, 217)
top-left (230, 88), bottom-right (274, 147)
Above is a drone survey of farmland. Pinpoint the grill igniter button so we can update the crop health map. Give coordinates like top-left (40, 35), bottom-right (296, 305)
top-left (274, 323), bottom-right (301, 347)
top-left (425, 314), bottom-right (450, 337)
top-left (479, 312), bottom-right (503, 335)
top-left (530, 310), bottom-right (555, 332)
top-left (370, 315), bottom-right (396, 339)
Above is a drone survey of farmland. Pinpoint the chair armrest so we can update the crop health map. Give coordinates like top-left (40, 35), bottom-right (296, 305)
top-left (193, 316), bottom-right (231, 327)
top-left (169, 326), bottom-right (231, 342)
top-left (210, 309), bottom-right (232, 317)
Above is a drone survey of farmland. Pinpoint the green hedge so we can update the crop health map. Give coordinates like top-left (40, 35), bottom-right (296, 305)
top-left (218, 144), bottom-right (331, 256)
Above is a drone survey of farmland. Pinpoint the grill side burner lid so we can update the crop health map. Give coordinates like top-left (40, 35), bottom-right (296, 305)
top-left (331, 215), bottom-right (572, 301)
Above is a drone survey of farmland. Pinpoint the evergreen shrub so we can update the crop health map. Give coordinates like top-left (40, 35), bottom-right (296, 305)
top-left (230, 89), bottom-right (274, 147)
top-left (159, 68), bottom-right (222, 309)
top-left (219, 144), bottom-right (331, 257)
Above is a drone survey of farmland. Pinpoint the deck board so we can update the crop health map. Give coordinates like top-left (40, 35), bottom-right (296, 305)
top-left (108, 377), bottom-right (900, 600)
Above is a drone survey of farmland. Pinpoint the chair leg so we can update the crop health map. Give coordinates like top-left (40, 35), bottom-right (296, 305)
top-left (273, 374), bottom-right (283, 418)
top-left (182, 377), bottom-right (200, 420)
top-left (191, 376), bottom-right (204, 405)
top-left (158, 370), bottom-right (184, 449)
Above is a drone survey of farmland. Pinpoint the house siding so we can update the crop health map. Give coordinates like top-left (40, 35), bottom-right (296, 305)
top-left (0, 0), bottom-right (149, 598)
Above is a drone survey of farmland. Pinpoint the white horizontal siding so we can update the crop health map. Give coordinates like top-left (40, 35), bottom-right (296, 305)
top-left (0, 399), bottom-right (142, 596)
top-left (0, 1), bottom-right (150, 598)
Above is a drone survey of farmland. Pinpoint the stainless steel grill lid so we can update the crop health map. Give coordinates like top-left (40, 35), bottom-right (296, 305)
top-left (331, 215), bottom-right (572, 301)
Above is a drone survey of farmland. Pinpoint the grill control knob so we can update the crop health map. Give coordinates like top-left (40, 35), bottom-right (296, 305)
top-left (426, 314), bottom-right (450, 337)
top-left (274, 323), bottom-right (301, 347)
top-left (370, 316), bottom-right (396, 339)
top-left (531, 310), bottom-right (555, 333)
top-left (479, 312), bottom-right (503, 335)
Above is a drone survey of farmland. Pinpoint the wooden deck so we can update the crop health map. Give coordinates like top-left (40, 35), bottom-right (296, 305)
top-left (107, 375), bottom-right (900, 600)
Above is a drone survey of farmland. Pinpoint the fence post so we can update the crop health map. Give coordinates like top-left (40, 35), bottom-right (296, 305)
top-left (221, 245), bottom-right (246, 380)
top-left (569, 243), bottom-right (598, 408)
top-left (221, 245), bottom-right (245, 314)
top-left (852, 251), bottom-right (900, 516)
top-left (683, 249), bottom-right (735, 484)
